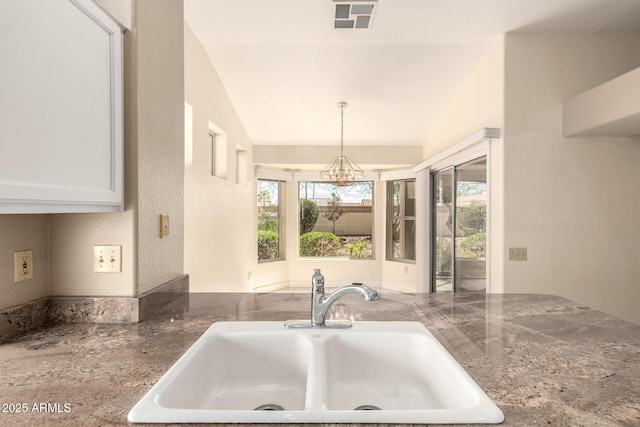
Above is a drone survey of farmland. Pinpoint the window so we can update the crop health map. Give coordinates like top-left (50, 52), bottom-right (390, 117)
top-left (298, 181), bottom-right (373, 258)
top-left (387, 179), bottom-right (416, 262)
top-left (209, 122), bottom-right (227, 179)
top-left (236, 147), bottom-right (247, 186)
top-left (258, 179), bottom-right (283, 262)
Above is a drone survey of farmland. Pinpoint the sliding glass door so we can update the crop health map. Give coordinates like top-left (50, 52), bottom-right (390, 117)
top-left (432, 156), bottom-right (487, 293)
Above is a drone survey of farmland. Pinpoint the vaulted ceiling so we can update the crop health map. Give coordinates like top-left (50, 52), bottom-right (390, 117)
top-left (184, 0), bottom-right (640, 147)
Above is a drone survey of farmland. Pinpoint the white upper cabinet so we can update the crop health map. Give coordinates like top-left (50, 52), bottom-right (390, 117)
top-left (0, 0), bottom-right (123, 213)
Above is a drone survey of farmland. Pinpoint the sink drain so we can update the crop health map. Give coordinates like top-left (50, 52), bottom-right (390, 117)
top-left (254, 404), bottom-right (284, 411)
top-left (354, 405), bottom-right (381, 410)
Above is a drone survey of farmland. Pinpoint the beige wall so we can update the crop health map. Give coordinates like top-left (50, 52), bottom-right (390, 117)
top-left (313, 210), bottom-right (373, 236)
top-left (422, 33), bottom-right (640, 323)
top-left (422, 37), bottom-right (506, 294)
top-left (0, 215), bottom-right (49, 310)
top-left (423, 37), bottom-right (505, 159)
top-left (184, 25), bottom-right (256, 292)
top-left (49, 212), bottom-right (136, 297)
top-left (503, 33), bottom-right (640, 324)
top-left (134, 0), bottom-right (185, 294)
top-left (95, 0), bottom-right (132, 30)
top-left (51, 0), bottom-right (185, 297)
top-left (254, 145), bottom-right (422, 170)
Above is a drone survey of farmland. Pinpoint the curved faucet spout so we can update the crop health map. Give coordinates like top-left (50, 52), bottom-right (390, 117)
top-left (327, 283), bottom-right (379, 302)
top-left (312, 281), bottom-right (378, 327)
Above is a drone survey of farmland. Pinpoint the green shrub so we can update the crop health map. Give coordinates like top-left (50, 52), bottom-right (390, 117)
top-left (299, 199), bottom-right (319, 234)
top-left (458, 252), bottom-right (479, 259)
top-left (456, 204), bottom-right (486, 236)
top-left (258, 230), bottom-right (279, 260)
top-left (461, 232), bottom-right (486, 258)
top-left (258, 219), bottom-right (278, 232)
top-left (299, 232), bottom-right (340, 257)
top-left (435, 236), bottom-right (452, 276)
top-left (347, 241), bottom-right (367, 258)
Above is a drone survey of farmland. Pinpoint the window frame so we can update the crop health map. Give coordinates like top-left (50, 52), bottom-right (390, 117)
top-left (236, 146), bottom-right (247, 186)
top-left (208, 122), bottom-right (228, 180)
top-left (297, 180), bottom-right (375, 260)
top-left (257, 179), bottom-right (285, 263)
top-left (386, 178), bottom-right (417, 263)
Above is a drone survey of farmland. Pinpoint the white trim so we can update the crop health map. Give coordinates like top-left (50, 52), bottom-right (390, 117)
top-left (256, 168), bottom-right (294, 182)
top-left (295, 171), bottom-right (380, 182)
top-left (417, 128), bottom-right (500, 294)
top-left (485, 144), bottom-right (493, 293)
top-left (184, 102), bottom-right (193, 167)
top-left (252, 281), bottom-right (290, 293)
top-left (379, 169), bottom-right (416, 181)
top-left (415, 168), bottom-right (430, 292)
top-left (288, 280), bottom-right (384, 288)
top-left (414, 128), bottom-right (500, 173)
top-left (208, 122), bottom-right (228, 179)
top-left (383, 282), bottom-right (417, 294)
top-left (430, 140), bottom-right (490, 172)
top-left (251, 281), bottom-right (418, 293)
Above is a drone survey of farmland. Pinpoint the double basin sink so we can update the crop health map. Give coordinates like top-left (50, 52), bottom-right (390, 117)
top-left (128, 321), bottom-right (504, 424)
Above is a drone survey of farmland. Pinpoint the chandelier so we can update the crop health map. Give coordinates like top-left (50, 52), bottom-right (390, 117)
top-left (319, 101), bottom-right (365, 186)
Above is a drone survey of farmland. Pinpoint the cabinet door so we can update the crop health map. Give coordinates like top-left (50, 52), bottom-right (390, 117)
top-left (0, 0), bottom-right (123, 213)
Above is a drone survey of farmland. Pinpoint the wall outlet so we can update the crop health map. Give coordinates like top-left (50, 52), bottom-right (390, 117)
top-left (509, 247), bottom-right (528, 261)
top-left (94, 245), bottom-right (122, 273)
top-left (14, 250), bottom-right (33, 282)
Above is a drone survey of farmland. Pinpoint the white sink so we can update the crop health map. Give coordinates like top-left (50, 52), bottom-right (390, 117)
top-left (155, 330), bottom-right (309, 411)
top-left (324, 331), bottom-right (477, 411)
top-left (128, 321), bottom-right (504, 424)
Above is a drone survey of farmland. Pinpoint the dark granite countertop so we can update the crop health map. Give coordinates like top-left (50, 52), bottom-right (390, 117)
top-left (0, 292), bottom-right (639, 426)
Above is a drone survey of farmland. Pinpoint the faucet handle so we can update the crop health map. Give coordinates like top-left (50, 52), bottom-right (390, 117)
top-left (312, 269), bottom-right (324, 288)
top-left (351, 282), bottom-right (363, 286)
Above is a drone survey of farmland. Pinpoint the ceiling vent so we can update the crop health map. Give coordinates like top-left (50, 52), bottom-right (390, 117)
top-left (333, 0), bottom-right (378, 29)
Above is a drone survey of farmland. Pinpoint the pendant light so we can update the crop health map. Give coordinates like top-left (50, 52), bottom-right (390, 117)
top-left (319, 101), bottom-right (365, 186)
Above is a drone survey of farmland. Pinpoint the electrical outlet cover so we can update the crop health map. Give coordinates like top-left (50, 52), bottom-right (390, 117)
top-left (14, 250), bottom-right (33, 282)
top-left (508, 247), bottom-right (528, 261)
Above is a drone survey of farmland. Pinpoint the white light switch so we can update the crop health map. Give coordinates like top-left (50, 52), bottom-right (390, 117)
top-left (94, 245), bottom-right (122, 273)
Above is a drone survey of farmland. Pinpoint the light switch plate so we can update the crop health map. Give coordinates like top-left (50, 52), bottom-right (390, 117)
top-left (160, 214), bottom-right (170, 238)
top-left (14, 250), bottom-right (33, 282)
top-left (94, 245), bottom-right (122, 272)
top-left (509, 247), bottom-right (528, 261)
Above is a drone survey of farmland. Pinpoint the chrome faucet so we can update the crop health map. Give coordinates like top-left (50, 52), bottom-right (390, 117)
top-left (311, 268), bottom-right (378, 327)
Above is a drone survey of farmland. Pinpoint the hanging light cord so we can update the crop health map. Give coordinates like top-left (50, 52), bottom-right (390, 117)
top-left (339, 103), bottom-right (345, 156)
top-left (319, 101), bottom-right (364, 186)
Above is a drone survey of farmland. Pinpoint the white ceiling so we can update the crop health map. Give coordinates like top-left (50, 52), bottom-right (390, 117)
top-left (184, 0), bottom-right (640, 147)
